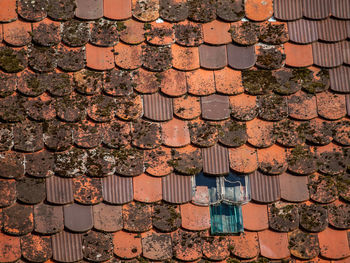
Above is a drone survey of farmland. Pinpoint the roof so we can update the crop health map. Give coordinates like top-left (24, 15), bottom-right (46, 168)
top-left (0, 0), bottom-right (349, 262)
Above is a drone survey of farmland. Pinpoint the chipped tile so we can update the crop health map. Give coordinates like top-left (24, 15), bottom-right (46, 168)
top-left (255, 44), bottom-right (285, 70)
top-left (172, 229), bottom-right (203, 261)
top-left (217, 0), bottom-right (244, 21)
top-left (230, 93), bottom-right (257, 121)
top-left (142, 44), bottom-right (172, 71)
top-left (145, 21), bottom-right (175, 45)
top-left (268, 201), bottom-right (299, 232)
top-left (288, 91), bottom-right (317, 120)
top-left (258, 145), bottom-right (287, 175)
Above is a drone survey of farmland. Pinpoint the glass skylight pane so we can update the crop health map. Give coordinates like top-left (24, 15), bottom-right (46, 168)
top-left (210, 203), bottom-right (243, 234)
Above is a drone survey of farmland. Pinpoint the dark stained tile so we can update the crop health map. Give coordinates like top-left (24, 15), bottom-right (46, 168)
top-left (318, 18), bottom-right (348, 42)
top-left (21, 234), bottom-right (52, 262)
top-left (181, 203), bottom-right (210, 231)
top-left (46, 175), bottom-right (74, 204)
top-left (171, 229), bottom-right (203, 261)
top-left (230, 93), bottom-right (258, 121)
top-left (229, 232), bottom-right (259, 259)
top-left (229, 145), bottom-right (258, 174)
top-left (317, 144), bottom-right (346, 175)
top-left (309, 173), bottom-right (338, 204)
top-left (87, 95), bottom-right (116, 122)
top-left (141, 231), bottom-right (173, 260)
top-left (24, 95), bottom-right (56, 121)
top-left (44, 71), bottom-right (73, 97)
top-left (258, 230), bottom-right (290, 260)
top-left (133, 173), bottom-right (162, 203)
top-left (260, 22), bottom-right (289, 45)
top-left (17, 69), bottom-right (47, 96)
top-left (288, 229), bottom-right (320, 260)
top-left (13, 121), bottom-right (43, 152)
top-left (336, 173), bottom-right (350, 202)
top-left (133, 68), bottom-right (160, 94)
top-left (318, 228), bottom-right (350, 259)
top-left (17, 0), bottom-right (47, 21)
top-left (3, 20), bottom-right (32, 46)
top-left (219, 120), bottom-right (247, 147)
top-left (0, 46), bottom-right (27, 73)
top-left (287, 19), bottom-right (318, 44)
top-left (328, 201), bottom-right (350, 229)
top-left (132, 0), bottom-right (159, 22)
top-left (73, 175), bottom-right (102, 205)
top-left (288, 91), bottom-right (317, 120)
top-left (274, 0), bottom-right (303, 20)
top-left (255, 44), bottom-right (285, 70)
top-left (268, 201), bottom-right (299, 232)
top-left (142, 44), bottom-right (172, 72)
top-left (199, 44), bottom-right (227, 69)
top-left (174, 20), bottom-right (203, 47)
top-left (250, 171), bottom-right (281, 203)
top-left (187, 69), bottom-right (215, 95)
top-left (34, 203), bottom-right (64, 234)
top-left (82, 231), bottom-right (113, 262)
top-left (55, 148), bottom-right (87, 177)
top-left (217, 0), bottom-right (244, 21)
top-left (347, 94), bottom-right (350, 116)
top-left (17, 177), bottom-right (46, 204)
top-left (29, 46), bottom-right (57, 73)
top-left (51, 231), bottom-right (83, 262)
top-left (112, 231), bottom-right (142, 259)
top-left (123, 202), bottom-right (152, 232)
top-left (93, 202), bottom-right (123, 232)
top-left (303, 0), bottom-right (331, 19)
top-left (202, 20), bottom-right (231, 45)
top-left (274, 119), bottom-right (306, 147)
top-left (86, 147), bottom-right (115, 177)
top-left (3, 203), bottom-right (33, 235)
top-left (115, 93), bottom-right (143, 121)
top-left (305, 119), bottom-right (333, 145)
top-left (114, 147), bottom-right (144, 176)
top-left (201, 94), bottom-right (230, 121)
top-left (245, 0), bottom-right (273, 21)
top-left (242, 202), bottom-right (268, 231)
top-left (32, 18), bottom-right (61, 46)
top-left (202, 144), bottom-right (229, 175)
top-left (333, 120), bottom-right (350, 146)
top-left (62, 19), bottom-right (90, 47)
top-left (145, 21), bottom-right (175, 46)
top-left (227, 44), bottom-right (256, 70)
top-left (330, 66), bottom-right (350, 93)
top-left (0, 151), bottom-right (24, 179)
top-left (90, 18), bottom-right (119, 47)
top-left (0, 72), bottom-right (16, 97)
top-left (230, 21), bottom-right (260, 45)
top-left (145, 146), bottom-right (173, 176)
top-left (103, 69), bottom-right (135, 97)
top-left (152, 203), bottom-right (181, 232)
top-left (188, 119), bottom-right (219, 147)
top-left (203, 236), bottom-right (230, 260)
top-left (57, 45), bottom-right (85, 72)
top-left (242, 69), bottom-right (278, 95)
top-left (162, 173), bottom-right (193, 204)
top-left (188, 0), bottom-right (216, 22)
top-left (0, 124), bottom-right (13, 151)
top-left (257, 94), bottom-right (288, 121)
top-left (72, 120), bottom-right (102, 148)
top-left (162, 118), bottom-right (190, 147)
top-left (0, 233), bottom-right (21, 262)
top-left (159, 0), bottom-right (188, 22)
top-left (64, 203), bottom-right (93, 232)
top-left (75, 0), bottom-right (103, 19)
top-left (143, 92), bottom-right (173, 121)
top-left (312, 42), bottom-right (343, 68)
top-left (280, 173), bottom-right (309, 202)
top-left (119, 19), bottom-right (145, 44)
top-left (0, 95), bottom-right (27, 123)
top-left (47, 0), bottom-right (76, 20)
top-left (246, 118), bottom-right (275, 148)
top-left (104, 0), bottom-right (132, 20)
top-left (215, 67), bottom-right (243, 95)
top-left (287, 145), bottom-right (317, 175)
top-left (103, 120), bottom-right (131, 149)
top-left (43, 120), bottom-right (72, 151)
top-left (169, 145), bottom-right (202, 175)
top-left (102, 175), bottom-right (133, 204)
top-left (25, 150), bottom-right (54, 178)
top-left (0, 179), bottom-right (15, 207)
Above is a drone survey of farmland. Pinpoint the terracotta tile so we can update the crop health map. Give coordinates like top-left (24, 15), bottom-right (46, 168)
top-left (202, 20), bottom-right (231, 45)
top-left (115, 93), bottom-right (143, 121)
top-left (18, 0), bottom-right (47, 21)
top-left (336, 173), bottom-right (350, 202)
top-left (284, 42), bottom-right (313, 67)
top-left (21, 234), bottom-right (52, 262)
top-left (173, 95), bottom-right (201, 120)
top-left (230, 21), bottom-right (260, 45)
top-left (181, 203), bottom-right (210, 230)
top-left (114, 147), bottom-right (144, 176)
top-left (246, 118), bottom-right (275, 148)
top-left (333, 120), bottom-right (350, 146)
top-left (274, 119), bottom-right (306, 147)
top-left (64, 203), bottom-right (93, 232)
top-left (303, 0), bottom-right (331, 19)
top-left (288, 229), bottom-right (320, 260)
top-left (113, 231), bottom-right (142, 259)
top-left (13, 121), bottom-right (43, 152)
top-left (199, 44), bottom-right (227, 70)
top-left (102, 121), bottom-right (129, 149)
top-left (268, 201), bottom-right (299, 232)
top-left (75, 0), bottom-right (103, 19)
top-left (86, 43), bottom-right (114, 70)
top-left (319, 228), bottom-right (350, 259)
top-left (62, 19), bottom-right (90, 47)
top-left (29, 45), bottom-right (57, 73)
top-left (174, 20), bottom-right (203, 46)
top-left (217, 0), bottom-right (244, 21)
top-left (82, 231), bottom-right (113, 262)
top-left (43, 121), bottom-right (72, 152)
top-left (123, 202), bottom-right (152, 232)
top-left (146, 21), bottom-right (175, 45)
top-left (142, 44), bottom-right (172, 71)
top-left (316, 91), bottom-right (346, 120)
top-left (0, 179), bottom-right (15, 207)
top-left (274, 0), bottom-right (303, 20)
top-left (258, 94), bottom-right (288, 121)
top-left (0, 233), bottom-right (21, 262)
top-left (288, 19), bottom-right (318, 44)
top-left (170, 145), bottom-right (202, 175)
top-left (104, 0), bottom-right (132, 20)
top-left (132, 0), bottom-right (159, 21)
top-left (73, 175), bottom-right (102, 205)
top-left (0, 95), bottom-right (25, 122)
top-left (257, 145), bottom-right (287, 175)
top-left (93, 203), bottom-right (123, 232)
top-left (172, 229), bottom-right (203, 261)
top-left (229, 145), bottom-right (258, 174)
top-left (87, 95), bottom-right (115, 122)
top-left (17, 176), bottom-right (45, 204)
top-left (202, 143), bottom-right (229, 175)
top-left (187, 69), bottom-right (215, 95)
top-left (46, 176), bottom-right (73, 204)
top-left (161, 118), bottom-right (190, 147)
top-left (102, 175), bottom-right (133, 204)
top-left (255, 44), bottom-right (285, 70)
top-left (34, 203), bottom-right (63, 234)
top-left (245, 0), bottom-right (273, 21)
top-left (227, 44), bottom-right (256, 70)
top-left (160, 69), bottom-right (186, 97)
top-left (32, 18), bottom-right (61, 46)
top-left (328, 201), bottom-right (350, 229)
top-left (133, 68), bottom-right (160, 93)
top-left (159, 0), bottom-right (188, 22)
top-left (3, 203), bottom-right (33, 235)
top-left (219, 120), bottom-right (247, 147)
top-left (260, 22), bottom-right (289, 44)
top-left (188, 119), bottom-right (219, 147)
top-left (242, 202), bottom-right (268, 231)
top-left (229, 232), bottom-right (260, 259)
top-left (90, 18), bottom-right (119, 47)
top-left (58, 45), bottom-right (85, 72)
top-left (162, 173), bottom-right (193, 204)
top-left (300, 203), bottom-right (328, 236)
top-left (171, 44), bottom-right (200, 71)
top-left (141, 231), bottom-right (172, 260)
top-left (309, 173), bottom-right (338, 204)
top-left (250, 170), bottom-right (281, 203)
top-left (229, 94), bottom-right (257, 121)
top-left (312, 42), bottom-right (343, 68)
top-left (258, 230), bottom-right (290, 259)
top-left (0, 72), bottom-right (16, 97)
top-left (52, 231), bottom-right (83, 262)
top-left (305, 118), bottom-right (333, 145)
top-left (317, 144), bottom-right (346, 175)
top-left (3, 20), bottom-right (31, 46)
top-left (330, 66), bottom-right (350, 93)
top-left (201, 94), bottom-right (230, 120)
top-left (0, 0), bottom-right (17, 22)
top-left (132, 120), bottom-right (161, 149)
top-left (47, 0), bottom-right (76, 21)
top-left (119, 19), bottom-right (145, 44)
top-left (287, 145), bottom-right (317, 175)
top-left (145, 146), bottom-right (173, 176)
top-left (133, 173), bottom-right (162, 203)
top-left (188, 0), bottom-right (216, 22)
top-left (202, 236), bottom-right (229, 260)
top-left (103, 69), bottom-right (136, 97)
top-left (73, 120), bottom-right (102, 148)
top-left (0, 151), bottom-right (24, 179)
top-left (152, 203), bottom-right (181, 232)
top-left (288, 90), bottom-right (317, 120)
top-left (0, 46), bottom-right (27, 73)
top-left (214, 67), bottom-right (243, 95)
top-left (24, 95), bottom-right (56, 122)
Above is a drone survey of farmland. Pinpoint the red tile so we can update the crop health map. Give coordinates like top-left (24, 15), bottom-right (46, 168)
top-left (316, 91), bottom-right (347, 120)
top-left (172, 229), bottom-right (203, 261)
top-left (73, 175), bottom-right (102, 205)
top-left (114, 42), bottom-right (142, 70)
top-left (202, 20), bottom-right (231, 45)
top-left (0, 233), bottom-right (21, 262)
top-left (73, 120), bottom-right (102, 148)
top-left (145, 146), bottom-right (173, 176)
top-left (245, 0), bottom-right (273, 21)
top-left (133, 68), bottom-right (160, 93)
top-left (86, 44), bottom-right (114, 70)
top-left (3, 203), bottom-right (34, 235)
top-left (34, 204), bottom-right (63, 234)
top-left (229, 145), bottom-right (258, 174)
top-left (334, 120), bottom-right (350, 146)
top-left (285, 42), bottom-right (313, 67)
top-left (246, 118), bottom-right (274, 148)
top-left (119, 19), bottom-right (145, 44)
top-left (229, 232), bottom-right (260, 259)
top-left (181, 203), bottom-right (210, 231)
top-left (203, 236), bottom-right (230, 261)
top-left (32, 18), bottom-right (61, 46)
top-left (64, 203), bottom-right (93, 232)
top-left (288, 90), bottom-right (318, 120)
top-left (75, 0), bottom-right (103, 19)
top-left (0, 0), bottom-right (17, 22)
top-left (174, 20), bottom-right (203, 47)
top-left (17, 0), bottom-right (47, 21)
top-left (258, 145), bottom-right (287, 175)
top-left (214, 67), bottom-right (243, 95)
top-left (87, 94), bottom-right (116, 122)
top-left (104, 0), bottom-right (132, 20)
top-left (288, 229), bottom-right (320, 260)
top-left (3, 20), bottom-right (31, 46)
top-left (160, 69), bottom-right (187, 97)
top-left (21, 234), bottom-right (52, 262)
top-left (258, 230), bottom-right (290, 259)
top-left (171, 44), bottom-right (200, 71)
top-left (187, 69), bottom-right (215, 96)
top-left (318, 228), bottom-right (350, 259)
top-left (123, 202), bottom-right (152, 232)
top-left (192, 185), bottom-right (210, 206)
top-left (242, 202), bottom-right (268, 231)
top-left (52, 231), bottom-right (83, 262)
top-left (145, 21), bottom-right (175, 45)
top-left (133, 173), bottom-right (162, 203)
top-left (173, 95), bottom-right (201, 120)
top-left (162, 173), bottom-right (193, 204)
top-left (0, 179), bottom-right (15, 207)
top-left (199, 44), bottom-right (227, 69)
top-left (132, 0), bottom-right (159, 22)
top-left (141, 231), bottom-right (172, 260)
top-left (113, 231), bottom-right (142, 259)
top-left (93, 203), bottom-right (122, 232)
top-left (229, 93), bottom-right (257, 121)
top-left (227, 44), bottom-right (256, 70)
top-left (161, 118), bottom-right (190, 147)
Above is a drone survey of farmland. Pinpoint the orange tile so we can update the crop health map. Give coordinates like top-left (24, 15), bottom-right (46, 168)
top-left (257, 145), bottom-right (287, 175)
top-left (171, 44), bottom-right (200, 71)
top-left (214, 67), bottom-right (243, 95)
top-left (318, 228), bottom-right (350, 259)
top-left (203, 20), bottom-right (231, 45)
top-left (229, 231), bottom-right (260, 259)
top-left (119, 19), bottom-right (145, 44)
top-left (246, 118), bottom-right (275, 148)
top-left (316, 91), bottom-right (347, 120)
top-left (115, 93), bottom-right (143, 121)
top-left (132, 0), bottom-right (159, 22)
top-left (245, 0), bottom-right (273, 21)
top-left (284, 42), bottom-right (313, 67)
top-left (0, 233), bottom-right (21, 262)
top-left (32, 18), bottom-right (61, 46)
top-left (172, 229), bottom-right (203, 261)
top-left (133, 173), bottom-right (162, 203)
top-left (141, 230), bottom-right (172, 261)
top-left (202, 235), bottom-right (230, 261)
top-left (113, 231), bottom-right (142, 259)
top-left (180, 203), bottom-right (210, 231)
top-left (145, 146), bottom-right (173, 176)
top-left (187, 69), bottom-right (215, 96)
top-left (160, 69), bottom-right (187, 97)
top-left (3, 20), bottom-right (32, 46)
top-left (146, 21), bottom-right (175, 45)
top-left (258, 230), bottom-right (290, 259)
top-left (0, 0), bottom-right (17, 22)
top-left (133, 68), bottom-right (159, 93)
top-left (229, 93), bottom-right (257, 121)
top-left (288, 90), bottom-right (318, 120)
top-left (114, 42), bottom-right (142, 70)
top-left (173, 95), bottom-right (201, 120)
top-left (161, 118), bottom-right (190, 147)
top-left (104, 0), bottom-right (132, 20)
top-left (229, 145), bottom-right (258, 174)
top-left (86, 44), bottom-right (114, 70)
top-left (242, 202), bottom-right (268, 231)
top-left (0, 25), bottom-right (2, 42)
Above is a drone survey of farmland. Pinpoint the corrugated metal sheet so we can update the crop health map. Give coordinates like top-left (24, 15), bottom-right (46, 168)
top-left (201, 94), bottom-right (230, 121)
top-left (312, 42), bottom-right (343, 67)
top-left (317, 18), bottom-right (348, 42)
top-left (330, 66), bottom-right (350, 93)
top-left (52, 231), bottom-right (83, 262)
top-left (102, 175), bottom-right (133, 204)
top-left (143, 92), bottom-right (173, 121)
top-left (331, 0), bottom-right (350, 19)
top-left (274, 0), bottom-right (303, 20)
top-left (303, 0), bottom-right (331, 19)
top-left (250, 171), bottom-right (281, 203)
top-left (46, 176), bottom-right (73, 204)
top-left (162, 173), bottom-right (193, 204)
top-left (287, 19), bottom-right (318, 44)
top-left (202, 144), bottom-right (229, 175)
top-left (343, 41), bottom-right (350, 64)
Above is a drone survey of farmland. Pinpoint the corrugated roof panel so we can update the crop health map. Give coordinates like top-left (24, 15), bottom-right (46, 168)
top-left (274, 0), bottom-right (303, 20)
top-left (303, 0), bottom-right (331, 19)
top-left (250, 171), bottom-right (281, 203)
top-left (162, 173), bottom-right (193, 204)
top-left (143, 92), bottom-right (174, 121)
top-left (52, 231), bottom-right (83, 262)
top-left (331, 0), bottom-right (350, 19)
top-left (312, 42), bottom-right (343, 67)
top-left (329, 66), bottom-right (350, 93)
top-left (287, 19), bottom-right (318, 44)
top-left (202, 144), bottom-right (229, 175)
top-left (343, 41), bottom-right (350, 64)
top-left (317, 18), bottom-right (348, 42)
top-left (102, 175), bottom-right (133, 204)
top-left (46, 176), bottom-right (73, 205)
